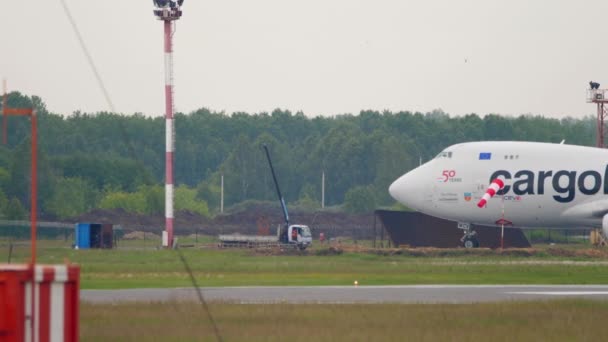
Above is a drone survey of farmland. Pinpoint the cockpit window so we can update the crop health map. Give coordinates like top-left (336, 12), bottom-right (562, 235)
top-left (435, 151), bottom-right (453, 159)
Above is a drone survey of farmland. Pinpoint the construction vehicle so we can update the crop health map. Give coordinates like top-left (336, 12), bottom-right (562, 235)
top-left (218, 223), bottom-right (312, 249)
top-left (218, 145), bottom-right (312, 249)
top-left (262, 144), bottom-right (312, 249)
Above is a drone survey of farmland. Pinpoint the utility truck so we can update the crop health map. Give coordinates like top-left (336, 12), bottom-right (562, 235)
top-left (218, 145), bottom-right (312, 249)
top-left (218, 224), bottom-right (312, 248)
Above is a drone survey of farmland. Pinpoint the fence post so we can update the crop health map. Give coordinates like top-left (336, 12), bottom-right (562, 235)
top-left (373, 214), bottom-right (376, 248)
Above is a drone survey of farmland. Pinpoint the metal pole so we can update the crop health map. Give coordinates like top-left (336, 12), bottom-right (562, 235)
top-left (2, 83), bottom-right (37, 336)
top-left (598, 103), bottom-right (604, 148)
top-left (31, 114), bottom-right (37, 264)
top-left (380, 221), bottom-right (384, 248)
top-left (373, 213), bottom-right (376, 248)
top-left (220, 174), bottom-right (224, 214)
top-left (164, 19), bottom-right (175, 248)
top-left (500, 195), bottom-right (505, 250)
top-left (321, 171), bottom-right (325, 209)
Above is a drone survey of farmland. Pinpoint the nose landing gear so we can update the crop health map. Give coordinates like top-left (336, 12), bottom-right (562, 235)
top-left (458, 222), bottom-right (479, 248)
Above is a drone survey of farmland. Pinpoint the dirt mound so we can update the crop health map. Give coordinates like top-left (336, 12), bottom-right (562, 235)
top-left (70, 208), bottom-right (164, 228)
top-left (229, 246), bottom-right (608, 258)
top-left (496, 248), bottom-right (539, 257)
top-left (315, 247), bottom-right (344, 256)
top-left (358, 247), bottom-right (608, 259)
top-left (247, 247), bottom-right (310, 256)
top-left (573, 249), bottom-right (608, 258)
top-left (69, 203), bottom-right (373, 238)
top-left (123, 231), bottom-right (161, 240)
top-left (546, 247), bottom-right (608, 258)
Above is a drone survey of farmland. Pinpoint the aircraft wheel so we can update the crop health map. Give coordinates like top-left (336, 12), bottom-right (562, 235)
top-left (463, 237), bottom-right (479, 249)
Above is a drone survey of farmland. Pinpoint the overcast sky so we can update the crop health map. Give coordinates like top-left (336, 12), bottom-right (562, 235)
top-left (2, 1), bottom-right (607, 118)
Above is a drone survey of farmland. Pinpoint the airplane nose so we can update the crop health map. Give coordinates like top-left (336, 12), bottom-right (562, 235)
top-left (389, 170), bottom-right (420, 209)
top-left (388, 177), bottom-right (402, 201)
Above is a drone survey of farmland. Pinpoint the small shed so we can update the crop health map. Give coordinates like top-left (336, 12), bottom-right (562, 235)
top-left (75, 223), bottom-right (114, 249)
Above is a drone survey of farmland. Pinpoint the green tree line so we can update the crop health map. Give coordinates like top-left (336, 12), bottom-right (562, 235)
top-left (0, 91), bottom-right (596, 217)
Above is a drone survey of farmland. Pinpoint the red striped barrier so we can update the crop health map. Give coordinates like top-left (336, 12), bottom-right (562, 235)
top-left (0, 264), bottom-right (79, 342)
top-left (477, 178), bottom-right (505, 208)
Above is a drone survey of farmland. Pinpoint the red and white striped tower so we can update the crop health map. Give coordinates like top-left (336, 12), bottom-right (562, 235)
top-left (154, 1), bottom-right (183, 247)
top-left (164, 19), bottom-right (175, 248)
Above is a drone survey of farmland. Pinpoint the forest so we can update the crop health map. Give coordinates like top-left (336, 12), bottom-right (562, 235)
top-left (0, 91), bottom-right (597, 220)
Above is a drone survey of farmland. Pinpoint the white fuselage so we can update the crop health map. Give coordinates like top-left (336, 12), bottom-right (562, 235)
top-left (389, 141), bottom-right (608, 229)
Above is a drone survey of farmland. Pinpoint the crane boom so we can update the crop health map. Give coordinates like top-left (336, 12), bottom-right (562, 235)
top-left (262, 145), bottom-right (289, 227)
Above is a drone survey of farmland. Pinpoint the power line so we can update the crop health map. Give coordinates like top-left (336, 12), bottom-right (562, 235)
top-left (178, 250), bottom-right (223, 342)
top-left (59, 0), bottom-right (115, 112)
top-left (59, 0), bottom-right (139, 162)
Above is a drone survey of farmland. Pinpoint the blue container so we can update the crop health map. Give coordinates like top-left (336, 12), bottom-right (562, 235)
top-left (75, 223), bottom-right (91, 249)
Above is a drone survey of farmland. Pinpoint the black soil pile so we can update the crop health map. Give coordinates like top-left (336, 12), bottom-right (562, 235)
top-left (69, 203), bottom-right (373, 238)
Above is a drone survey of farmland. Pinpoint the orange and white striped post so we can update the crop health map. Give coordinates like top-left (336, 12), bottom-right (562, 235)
top-left (1, 83), bottom-right (80, 341)
top-left (2, 81), bottom-right (37, 264)
top-left (0, 264), bottom-right (79, 341)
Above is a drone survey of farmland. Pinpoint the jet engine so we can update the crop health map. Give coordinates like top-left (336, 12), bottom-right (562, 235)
top-left (602, 214), bottom-right (608, 237)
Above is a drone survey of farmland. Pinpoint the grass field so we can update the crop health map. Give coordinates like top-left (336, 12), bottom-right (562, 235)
top-left (3, 240), bottom-right (608, 289)
top-left (81, 300), bottom-right (608, 341)
top-left (4, 239), bottom-right (608, 341)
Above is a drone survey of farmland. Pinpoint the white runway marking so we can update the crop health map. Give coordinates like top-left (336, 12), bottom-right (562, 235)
top-left (510, 291), bottom-right (608, 296)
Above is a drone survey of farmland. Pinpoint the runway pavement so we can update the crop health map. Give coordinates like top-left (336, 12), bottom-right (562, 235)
top-left (81, 285), bottom-right (608, 304)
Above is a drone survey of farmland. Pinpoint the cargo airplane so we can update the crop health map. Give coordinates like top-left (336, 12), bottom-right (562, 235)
top-left (389, 141), bottom-right (608, 247)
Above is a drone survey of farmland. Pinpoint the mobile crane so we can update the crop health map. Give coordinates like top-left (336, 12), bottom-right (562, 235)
top-left (262, 144), bottom-right (312, 249)
top-left (218, 145), bottom-right (312, 249)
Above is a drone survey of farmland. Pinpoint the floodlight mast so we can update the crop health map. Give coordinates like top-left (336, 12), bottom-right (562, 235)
top-left (154, 1), bottom-right (183, 248)
top-left (587, 82), bottom-right (608, 148)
